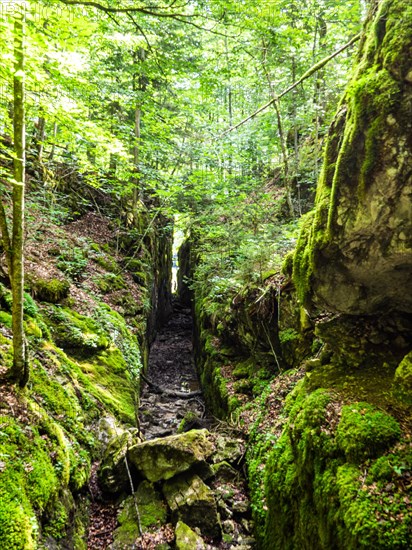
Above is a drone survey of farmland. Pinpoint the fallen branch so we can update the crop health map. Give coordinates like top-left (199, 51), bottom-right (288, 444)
top-left (221, 33), bottom-right (361, 136)
top-left (125, 443), bottom-right (143, 537)
top-left (140, 372), bottom-right (202, 398)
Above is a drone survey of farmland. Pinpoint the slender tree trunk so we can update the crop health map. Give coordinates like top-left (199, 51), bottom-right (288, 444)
top-left (225, 37), bottom-right (233, 176)
top-left (260, 44), bottom-right (294, 218)
top-left (273, 100), bottom-right (294, 217)
top-left (35, 115), bottom-right (46, 162)
top-left (49, 121), bottom-right (58, 161)
top-left (132, 106), bottom-right (141, 210)
top-left (131, 47), bottom-right (146, 220)
top-left (9, 7), bottom-right (28, 386)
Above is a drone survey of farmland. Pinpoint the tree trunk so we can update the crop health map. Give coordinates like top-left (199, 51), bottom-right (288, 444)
top-left (49, 121), bottom-right (58, 161)
top-left (9, 7), bottom-right (28, 386)
top-left (34, 115), bottom-right (46, 162)
top-left (132, 106), bottom-right (141, 211)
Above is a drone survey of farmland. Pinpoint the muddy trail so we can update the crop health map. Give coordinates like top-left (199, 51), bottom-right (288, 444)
top-left (139, 303), bottom-right (212, 439)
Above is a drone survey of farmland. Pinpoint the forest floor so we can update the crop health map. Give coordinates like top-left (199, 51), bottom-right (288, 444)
top-left (139, 301), bottom-right (211, 439)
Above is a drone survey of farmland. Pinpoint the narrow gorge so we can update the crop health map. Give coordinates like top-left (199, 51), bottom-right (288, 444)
top-left (0, 0), bottom-right (411, 549)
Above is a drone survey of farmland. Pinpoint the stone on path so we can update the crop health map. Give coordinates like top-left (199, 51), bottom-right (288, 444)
top-left (98, 429), bottom-right (140, 494)
top-left (163, 473), bottom-right (221, 539)
top-left (175, 521), bottom-right (206, 550)
top-left (127, 429), bottom-right (214, 482)
top-left (111, 481), bottom-right (167, 548)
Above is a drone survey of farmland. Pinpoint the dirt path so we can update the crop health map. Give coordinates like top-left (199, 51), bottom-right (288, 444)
top-left (139, 303), bottom-right (211, 439)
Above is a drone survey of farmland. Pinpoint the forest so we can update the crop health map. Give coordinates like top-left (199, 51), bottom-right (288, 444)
top-left (0, 0), bottom-right (411, 548)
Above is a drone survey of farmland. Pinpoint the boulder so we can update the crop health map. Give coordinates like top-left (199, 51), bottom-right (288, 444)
top-left (175, 521), bottom-right (206, 550)
top-left (111, 481), bottom-right (168, 548)
top-left (163, 473), bottom-right (221, 539)
top-left (211, 461), bottom-right (239, 482)
top-left (98, 429), bottom-right (140, 494)
top-left (211, 434), bottom-right (244, 465)
top-left (292, 0), bottom-right (412, 317)
top-left (127, 429), bottom-right (214, 482)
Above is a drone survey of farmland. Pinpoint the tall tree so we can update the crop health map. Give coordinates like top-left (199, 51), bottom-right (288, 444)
top-left (0, 4), bottom-right (28, 386)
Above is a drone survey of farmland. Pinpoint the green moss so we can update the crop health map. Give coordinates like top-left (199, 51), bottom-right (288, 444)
top-left (177, 411), bottom-right (199, 433)
top-left (95, 272), bottom-right (126, 293)
top-left (336, 402), bottom-right (401, 462)
top-left (0, 310), bottom-right (12, 328)
top-left (43, 499), bottom-right (68, 540)
top-left (281, 251), bottom-right (294, 276)
top-left (43, 305), bottom-right (109, 356)
top-left (0, 476), bottom-right (37, 550)
top-left (27, 276), bottom-right (70, 303)
top-left (79, 351), bottom-right (136, 423)
top-left (336, 460), bottom-right (411, 548)
top-left (93, 253), bottom-right (118, 272)
top-left (0, 416), bottom-right (64, 548)
top-left (393, 351), bottom-right (412, 405)
top-left (254, 371), bottom-right (409, 549)
top-left (0, 283), bottom-right (38, 318)
top-left (113, 481), bottom-right (167, 546)
top-left (24, 319), bottom-right (43, 339)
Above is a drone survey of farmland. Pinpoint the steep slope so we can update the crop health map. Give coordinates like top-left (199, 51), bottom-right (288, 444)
top-left (0, 190), bottom-right (172, 548)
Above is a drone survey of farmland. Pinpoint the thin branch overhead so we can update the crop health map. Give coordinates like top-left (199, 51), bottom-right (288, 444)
top-left (221, 33), bottom-right (361, 136)
top-left (57, 0), bottom-right (198, 17)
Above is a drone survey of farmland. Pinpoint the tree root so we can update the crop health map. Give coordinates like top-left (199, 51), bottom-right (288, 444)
top-left (140, 372), bottom-right (202, 399)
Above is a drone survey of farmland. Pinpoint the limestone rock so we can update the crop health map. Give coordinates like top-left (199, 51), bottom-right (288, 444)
top-left (96, 416), bottom-right (118, 447)
top-left (98, 429), bottom-right (139, 494)
top-left (292, 0), bottom-right (412, 317)
top-left (111, 481), bottom-right (167, 548)
top-left (175, 521), bottom-right (206, 550)
top-left (163, 473), bottom-right (221, 539)
top-left (211, 434), bottom-right (244, 465)
top-left (393, 351), bottom-right (412, 405)
top-left (127, 429), bottom-right (214, 482)
top-left (211, 461), bottom-right (239, 482)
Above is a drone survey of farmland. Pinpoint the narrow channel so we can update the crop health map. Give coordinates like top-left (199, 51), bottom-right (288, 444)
top-left (139, 300), bottom-right (209, 439)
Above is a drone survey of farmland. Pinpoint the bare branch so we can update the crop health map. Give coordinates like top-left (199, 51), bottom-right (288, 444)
top-left (221, 33), bottom-right (361, 136)
top-left (58, 0), bottom-right (197, 18)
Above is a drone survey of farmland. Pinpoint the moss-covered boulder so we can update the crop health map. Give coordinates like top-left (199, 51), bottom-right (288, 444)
top-left (98, 429), bottom-right (141, 495)
top-left (163, 473), bottom-right (221, 539)
top-left (211, 434), bottom-right (245, 465)
top-left (336, 402), bottom-right (401, 462)
top-left (393, 351), bottom-right (412, 405)
top-left (112, 481), bottom-right (168, 548)
top-left (175, 521), bottom-right (206, 550)
top-left (43, 306), bottom-right (109, 357)
top-left (258, 381), bottom-right (410, 550)
top-left (26, 274), bottom-right (70, 303)
top-left (127, 429), bottom-right (214, 482)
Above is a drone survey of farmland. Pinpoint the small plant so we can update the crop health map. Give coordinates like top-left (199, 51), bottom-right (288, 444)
top-left (57, 247), bottom-right (88, 280)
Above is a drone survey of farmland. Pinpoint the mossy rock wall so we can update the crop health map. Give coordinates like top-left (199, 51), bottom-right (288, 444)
top-left (192, 280), bottom-right (286, 418)
top-left (293, 0), bottom-right (412, 316)
top-left (258, 381), bottom-right (411, 549)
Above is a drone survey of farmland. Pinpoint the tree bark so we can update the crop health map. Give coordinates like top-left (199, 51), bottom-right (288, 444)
top-left (8, 7), bottom-right (28, 386)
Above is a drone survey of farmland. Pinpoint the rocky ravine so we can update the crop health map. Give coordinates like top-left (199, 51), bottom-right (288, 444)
top-left (96, 305), bottom-right (255, 550)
